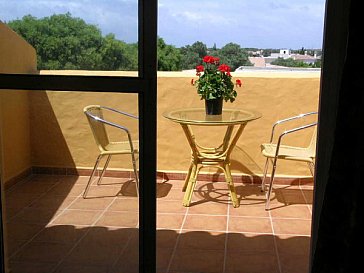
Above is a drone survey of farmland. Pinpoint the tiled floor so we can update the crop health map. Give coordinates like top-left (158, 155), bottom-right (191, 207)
top-left (3, 174), bottom-right (313, 273)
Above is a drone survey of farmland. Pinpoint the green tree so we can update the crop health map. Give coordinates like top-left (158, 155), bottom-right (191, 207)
top-left (271, 57), bottom-right (311, 68)
top-left (180, 41), bottom-right (208, 69)
top-left (217, 43), bottom-right (252, 71)
top-left (157, 37), bottom-right (181, 71)
top-left (7, 13), bottom-right (137, 70)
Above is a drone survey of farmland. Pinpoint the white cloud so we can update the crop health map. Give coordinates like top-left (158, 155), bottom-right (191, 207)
top-left (1, 0), bottom-right (326, 48)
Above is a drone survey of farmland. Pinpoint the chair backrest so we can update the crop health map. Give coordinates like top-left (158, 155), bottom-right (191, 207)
top-left (84, 105), bottom-right (110, 152)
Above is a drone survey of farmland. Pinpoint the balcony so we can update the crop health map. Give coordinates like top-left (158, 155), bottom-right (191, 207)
top-left (1, 22), bottom-right (318, 273)
top-left (4, 174), bottom-right (313, 273)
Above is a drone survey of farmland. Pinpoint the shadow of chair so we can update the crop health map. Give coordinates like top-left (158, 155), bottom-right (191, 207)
top-left (83, 105), bottom-right (139, 198)
top-left (260, 112), bottom-right (318, 210)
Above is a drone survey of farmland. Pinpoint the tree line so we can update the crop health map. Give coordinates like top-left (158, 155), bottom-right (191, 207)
top-left (7, 13), bottom-right (253, 71)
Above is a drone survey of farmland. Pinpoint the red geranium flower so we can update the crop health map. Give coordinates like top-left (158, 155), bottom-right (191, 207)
top-left (218, 64), bottom-right (231, 76)
top-left (218, 64), bottom-right (231, 73)
top-left (236, 79), bottom-right (243, 87)
top-left (196, 65), bottom-right (204, 73)
top-left (203, 56), bottom-right (220, 64)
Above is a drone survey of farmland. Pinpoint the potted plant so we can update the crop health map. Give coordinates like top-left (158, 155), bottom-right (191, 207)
top-left (191, 55), bottom-right (242, 115)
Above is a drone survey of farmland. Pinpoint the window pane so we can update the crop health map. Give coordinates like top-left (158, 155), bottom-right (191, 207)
top-left (1, 90), bottom-right (139, 272)
top-left (0, 0), bottom-right (138, 74)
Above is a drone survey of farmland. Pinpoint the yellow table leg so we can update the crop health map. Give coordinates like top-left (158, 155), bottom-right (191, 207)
top-left (182, 163), bottom-right (198, 207)
top-left (224, 163), bottom-right (239, 208)
top-left (182, 161), bottom-right (194, 192)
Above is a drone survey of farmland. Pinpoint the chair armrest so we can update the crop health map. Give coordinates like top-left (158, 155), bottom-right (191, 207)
top-left (274, 122), bottom-right (317, 158)
top-left (101, 106), bottom-right (138, 120)
top-left (269, 112), bottom-right (317, 142)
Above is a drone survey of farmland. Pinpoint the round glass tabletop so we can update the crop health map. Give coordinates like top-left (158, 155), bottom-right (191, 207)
top-left (163, 108), bottom-right (262, 125)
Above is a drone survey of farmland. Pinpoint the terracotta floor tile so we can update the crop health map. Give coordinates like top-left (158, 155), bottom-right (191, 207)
top-left (183, 214), bottom-right (227, 231)
top-left (157, 247), bottom-right (174, 271)
top-left (109, 243), bottom-right (138, 273)
top-left (228, 216), bottom-right (273, 234)
top-left (226, 233), bottom-right (276, 253)
top-left (5, 221), bottom-right (45, 242)
top-left (32, 225), bottom-right (88, 244)
top-left (272, 218), bottom-right (312, 235)
top-left (4, 193), bottom-right (40, 210)
top-left (187, 201), bottom-right (228, 215)
top-left (108, 197), bottom-right (139, 212)
top-left (270, 204), bottom-right (312, 219)
top-left (95, 211), bottom-right (138, 227)
top-left (3, 174), bottom-right (313, 273)
top-left (85, 185), bottom-right (125, 198)
top-left (4, 239), bottom-right (27, 256)
top-left (279, 253), bottom-right (310, 273)
top-left (157, 200), bottom-right (187, 214)
top-left (272, 186), bottom-right (307, 206)
top-left (52, 209), bottom-right (103, 226)
top-left (177, 231), bottom-right (226, 250)
top-left (68, 196), bottom-right (114, 210)
top-left (159, 179), bottom-right (186, 189)
top-left (54, 264), bottom-right (111, 273)
top-left (10, 207), bottom-right (61, 224)
top-left (46, 183), bottom-right (85, 197)
top-left (7, 182), bottom-right (56, 196)
top-left (225, 252), bottom-right (280, 273)
top-left (157, 229), bottom-right (179, 248)
top-left (8, 261), bottom-right (57, 273)
top-left (301, 188), bottom-right (314, 204)
top-left (169, 248), bottom-right (225, 273)
top-left (11, 241), bottom-right (73, 263)
top-left (157, 214), bottom-right (185, 230)
top-left (276, 235), bottom-right (311, 273)
top-left (158, 188), bottom-right (185, 201)
top-left (230, 202), bottom-right (270, 217)
top-left (29, 195), bottom-right (77, 210)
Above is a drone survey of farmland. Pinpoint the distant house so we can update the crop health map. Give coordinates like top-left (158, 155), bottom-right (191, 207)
top-left (290, 53), bottom-right (319, 65)
top-left (248, 57), bottom-right (266, 67)
top-left (247, 49), bottom-right (320, 67)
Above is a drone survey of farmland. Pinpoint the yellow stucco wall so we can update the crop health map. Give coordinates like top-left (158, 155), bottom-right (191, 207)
top-left (0, 22), bottom-right (37, 184)
top-left (35, 70), bottom-right (320, 178)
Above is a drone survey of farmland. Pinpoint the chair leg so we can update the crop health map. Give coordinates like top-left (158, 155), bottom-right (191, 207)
top-left (265, 157), bottom-right (278, 210)
top-left (131, 152), bottom-right (139, 197)
top-left (83, 154), bottom-right (103, 199)
top-left (261, 158), bottom-right (270, 192)
top-left (97, 155), bottom-right (111, 185)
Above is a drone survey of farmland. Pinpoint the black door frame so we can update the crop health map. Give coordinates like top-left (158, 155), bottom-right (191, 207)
top-left (0, 0), bottom-right (157, 272)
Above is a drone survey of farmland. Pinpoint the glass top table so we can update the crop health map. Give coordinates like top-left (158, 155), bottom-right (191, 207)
top-left (163, 108), bottom-right (262, 208)
top-left (163, 108), bottom-right (262, 125)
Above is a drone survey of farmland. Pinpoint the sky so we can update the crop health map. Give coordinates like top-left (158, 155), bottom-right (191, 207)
top-left (0, 0), bottom-right (326, 49)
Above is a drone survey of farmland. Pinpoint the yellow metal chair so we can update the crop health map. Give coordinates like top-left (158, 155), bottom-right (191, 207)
top-left (261, 112), bottom-right (318, 210)
top-left (83, 105), bottom-right (139, 198)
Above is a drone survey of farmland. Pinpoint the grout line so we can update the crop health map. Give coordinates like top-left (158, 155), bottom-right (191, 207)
top-left (222, 195), bottom-right (231, 273)
top-left (299, 183), bottom-right (313, 215)
top-left (269, 208), bottom-right (283, 273)
top-left (7, 176), bottom-right (68, 260)
top-left (165, 205), bottom-right (189, 273)
top-left (7, 176), bottom-right (65, 223)
top-left (50, 192), bottom-right (121, 272)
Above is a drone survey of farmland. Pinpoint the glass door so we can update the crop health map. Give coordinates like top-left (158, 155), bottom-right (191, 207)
top-left (0, 1), bottom-right (157, 272)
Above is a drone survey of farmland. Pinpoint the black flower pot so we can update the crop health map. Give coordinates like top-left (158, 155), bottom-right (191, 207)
top-left (205, 97), bottom-right (223, 115)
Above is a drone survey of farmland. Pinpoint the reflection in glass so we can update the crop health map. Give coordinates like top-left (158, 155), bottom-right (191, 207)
top-left (0, 0), bottom-right (138, 73)
top-left (1, 91), bottom-right (139, 272)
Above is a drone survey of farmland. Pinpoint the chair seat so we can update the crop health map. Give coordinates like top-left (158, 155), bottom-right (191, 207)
top-left (100, 140), bottom-right (139, 155)
top-left (261, 143), bottom-right (314, 163)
